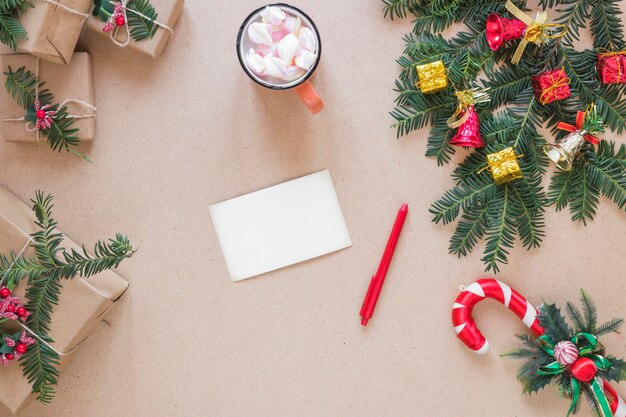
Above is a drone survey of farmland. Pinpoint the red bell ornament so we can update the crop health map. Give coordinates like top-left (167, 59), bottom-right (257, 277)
top-left (449, 106), bottom-right (485, 148)
top-left (571, 357), bottom-right (597, 383)
top-left (485, 13), bottom-right (527, 51)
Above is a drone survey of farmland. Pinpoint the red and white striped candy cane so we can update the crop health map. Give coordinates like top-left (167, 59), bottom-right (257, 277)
top-left (451, 278), bottom-right (626, 417)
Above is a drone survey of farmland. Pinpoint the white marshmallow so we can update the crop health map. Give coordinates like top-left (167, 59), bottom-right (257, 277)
top-left (261, 6), bottom-right (286, 25)
top-left (263, 56), bottom-right (289, 78)
top-left (298, 28), bottom-right (317, 52)
top-left (277, 33), bottom-right (300, 63)
top-left (295, 50), bottom-right (317, 70)
top-left (283, 15), bottom-right (301, 33)
top-left (248, 22), bottom-right (273, 46)
top-left (245, 48), bottom-right (265, 75)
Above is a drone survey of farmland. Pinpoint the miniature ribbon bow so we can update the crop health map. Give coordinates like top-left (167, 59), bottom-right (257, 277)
top-left (536, 333), bottom-right (613, 417)
top-left (447, 88), bottom-right (490, 128)
top-left (556, 110), bottom-right (599, 145)
top-left (504, 0), bottom-right (567, 64)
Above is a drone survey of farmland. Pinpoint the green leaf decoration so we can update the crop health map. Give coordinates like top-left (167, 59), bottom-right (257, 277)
top-left (0, 192), bottom-right (134, 403)
top-left (538, 303), bottom-right (572, 342)
top-left (127, 0), bottom-right (158, 41)
top-left (383, 0), bottom-right (626, 271)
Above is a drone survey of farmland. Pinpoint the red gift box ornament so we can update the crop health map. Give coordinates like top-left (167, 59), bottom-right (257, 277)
top-left (532, 68), bottom-right (571, 105)
top-left (486, 0), bottom-right (567, 64)
top-left (597, 49), bottom-right (626, 84)
top-left (447, 88), bottom-right (490, 148)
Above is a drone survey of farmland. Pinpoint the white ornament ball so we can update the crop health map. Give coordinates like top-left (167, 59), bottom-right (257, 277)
top-left (554, 341), bottom-right (579, 366)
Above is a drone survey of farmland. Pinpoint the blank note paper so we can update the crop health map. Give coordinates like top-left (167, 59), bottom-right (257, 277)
top-left (209, 170), bottom-right (352, 281)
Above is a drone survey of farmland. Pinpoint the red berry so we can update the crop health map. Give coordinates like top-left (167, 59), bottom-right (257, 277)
top-left (36, 109), bottom-right (46, 120)
top-left (5, 353), bottom-right (14, 361)
top-left (6, 304), bottom-right (15, 313)
top-left (115, 15), bottom-right (125, 26)
top-left (0, 288), bottom-right (10, 298)
top-left (16, 307), bottom-right (26, 317)
top-left (15, 343), bottom-right (26, 355)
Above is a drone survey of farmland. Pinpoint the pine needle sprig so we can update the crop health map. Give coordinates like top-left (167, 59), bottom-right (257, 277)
top-left (127, 0), bottom-right (157, 41)
top-left (384, 0), bottom-right (626, 271)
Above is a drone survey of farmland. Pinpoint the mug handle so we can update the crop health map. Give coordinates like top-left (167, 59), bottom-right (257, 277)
top-left (294, 80), bottom-right (324, 114)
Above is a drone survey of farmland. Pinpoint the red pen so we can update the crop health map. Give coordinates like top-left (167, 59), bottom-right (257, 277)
top-left (360, 203), bottom-right (408, 326)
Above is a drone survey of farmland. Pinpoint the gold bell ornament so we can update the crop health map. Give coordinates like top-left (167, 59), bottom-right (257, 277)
top-left (543, 104), bottom-right (603, 171)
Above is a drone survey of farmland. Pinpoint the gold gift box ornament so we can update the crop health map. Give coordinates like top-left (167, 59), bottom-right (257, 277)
top-left (483, 147), bottom-right (524, 185)
top-left (415, 60), bottom-right (448, 94)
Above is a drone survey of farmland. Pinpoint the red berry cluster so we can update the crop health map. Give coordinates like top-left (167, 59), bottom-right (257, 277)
top-left (0, 287), bottom-right (29, 322)
top-left (0, 288), bottom-right (35, 366)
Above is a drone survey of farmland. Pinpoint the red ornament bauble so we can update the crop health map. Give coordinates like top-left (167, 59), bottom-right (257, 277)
top-left (16, 306), bottom-right (27, 317)
top-left (0, 288), bottom-right (10, 298)
top-left (571, 357), bottom-right (597, 382)
top-left (116, 15), bottom-right (126, 26)
top-left (5, 353), bottom-right (14, 361)
top-left (485, 13), bottom-right (527, 51)
top-left (35, 109), bottom-right (46, 120)
top-left (6, 304), bottom-right (15, 313)
top-left (15, 343), bottom-right (27, 355)
top-left (449, 106), bottom-right (485, 148)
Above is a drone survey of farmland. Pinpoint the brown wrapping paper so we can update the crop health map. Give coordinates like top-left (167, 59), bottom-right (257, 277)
top-left (17, 0), bottom-right (93, 65)
top-left (0, 186), bottom-right (128, 414)
top-left (85, 0), bottom-right (184, 58)
top-left (0, 53), bottom-right (96, 144)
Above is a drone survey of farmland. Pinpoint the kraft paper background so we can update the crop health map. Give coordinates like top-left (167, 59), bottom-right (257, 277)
top-left (0, 1), bottom-right (625, 416)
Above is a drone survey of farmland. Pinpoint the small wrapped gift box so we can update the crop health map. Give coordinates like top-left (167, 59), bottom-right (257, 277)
top-left (0, 53), bottom-right (96, 144)
top-left (0, 185), bottom-right (129, 414)
top-left (16, 0), bottom-right (92, 65)
top-left (85, 0), bottom-right (184, 58)
top-left (415, 60), bottom-right (448, 94)
top-left (486, 147), bottom-right (523, 185)
top-left (532, 68), bottom-right (571, 105)
top-left (597, 52), bottom-right (626, 84)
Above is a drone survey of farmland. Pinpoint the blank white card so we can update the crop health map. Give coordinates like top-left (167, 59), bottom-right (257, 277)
top-left (209, 170), bottom-right (352, 281)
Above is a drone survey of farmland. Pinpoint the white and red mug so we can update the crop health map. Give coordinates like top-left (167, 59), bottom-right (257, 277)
top-left (236, 4), bottom-right (324, 114)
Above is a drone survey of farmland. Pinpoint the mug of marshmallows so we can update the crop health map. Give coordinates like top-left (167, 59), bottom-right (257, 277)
top-left (236, 4), bottom-right (324, 114)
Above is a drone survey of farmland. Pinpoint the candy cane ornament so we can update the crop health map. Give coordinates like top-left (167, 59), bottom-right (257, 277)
top-left (451, 278), bottom-right (626, 417)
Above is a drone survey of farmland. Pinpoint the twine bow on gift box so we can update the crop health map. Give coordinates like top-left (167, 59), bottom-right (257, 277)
top-left (536, 333), bottom-right (614, 417)
top-left (447, 87), bottom-right (490, 128)
top-left (504, 0), bottom-right (567, 64)
top-left (99, 0), bottom-right (174, 48)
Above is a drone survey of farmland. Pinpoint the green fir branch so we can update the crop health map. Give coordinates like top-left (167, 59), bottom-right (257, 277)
top-left (127, 0), bottom-right (157, 41)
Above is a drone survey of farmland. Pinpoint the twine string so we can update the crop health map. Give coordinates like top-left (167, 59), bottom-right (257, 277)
top-left (109, 0), bottom-right (173, 48)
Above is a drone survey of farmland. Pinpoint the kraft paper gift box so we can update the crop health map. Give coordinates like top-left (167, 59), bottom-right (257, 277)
top-left (16, 0), bottom-right (93, 65)
top-left (85, 0), bottom-right (184, 58)
top-left (0, 53), bottom-right (96, 144)
top-left (0, 186), bottom-right (129, 414)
